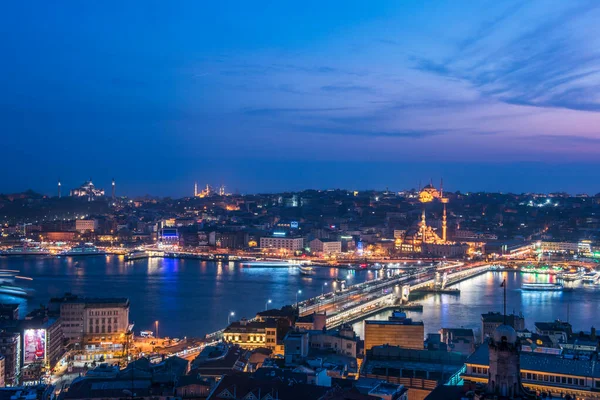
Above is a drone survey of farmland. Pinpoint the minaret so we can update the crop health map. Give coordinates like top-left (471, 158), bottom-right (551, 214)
top-left (58, 179), bottom-right (61, 198)
top-left (194, 182), bottom-right (198, 197)
top-left (440, 179), bottom-right (447, 242)
top-left (420, 207), bottom-right (427, 233)
top-left (112, 178), bottom-right (115, 199)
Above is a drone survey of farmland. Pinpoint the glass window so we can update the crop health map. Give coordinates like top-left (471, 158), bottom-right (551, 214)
top-left (567, 377), bottom-right (572, 385)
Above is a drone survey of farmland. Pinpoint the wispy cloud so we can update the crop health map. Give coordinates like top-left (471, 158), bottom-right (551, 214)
top-left (320, 84), bottom-right (375, 94)
top-left (290, 125), bottom-right (448, 139)
top-left (242, 107), bottom-right (353, 116)
top-left (411, 2), bottom-right (600, 112)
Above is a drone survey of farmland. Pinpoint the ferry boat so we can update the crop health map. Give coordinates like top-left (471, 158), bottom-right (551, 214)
top-left (582, 271), bottom-right (600, 284)
top-left (241, 260), bottom-right (303, 268)
top-left (298, 265), bottom-right (314, 275)
top-left (125, 250), bottom-right (149, 261)
top-left (521, 282), bottom-right (563, 291)
top-left (60, 243), bottom-right (106, 257)
top-left (2, 243), bottom-right (50, 256)
top-left (558, 270), bottom-right (583, 281)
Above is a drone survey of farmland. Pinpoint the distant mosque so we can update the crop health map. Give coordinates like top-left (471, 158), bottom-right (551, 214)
top-left (70, 179), bottom-right (106, 200)
top-left (194, 182), bottom-right (226, 198)
top-left (399, 180), bottom-right (457, 255)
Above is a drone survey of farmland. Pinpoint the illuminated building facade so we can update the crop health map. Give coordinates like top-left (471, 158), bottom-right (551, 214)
top-left (70, 179), bottom-right (105, 200)
top-left (75, 219), bottom-right (98, 233)
top-left (309, 238), bottom-right (342, 254)
top-left (223, 319), bottom-right (278, 351)
top-left (364, 312), bottom-right (425, 351)
top-left (260, 236), bottom-right (304, 252)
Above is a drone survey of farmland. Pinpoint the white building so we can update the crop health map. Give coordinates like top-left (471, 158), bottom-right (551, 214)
top-left (76, 219), bottom-right (98, 232)
top-left (539, 241), bottom-right (579, 254)
top-left (309, 238), bottom-right (342, 254)
top-left (260, 236), bottom-right (303, 252)
top-left (52, 295), bottom-right (130, 348)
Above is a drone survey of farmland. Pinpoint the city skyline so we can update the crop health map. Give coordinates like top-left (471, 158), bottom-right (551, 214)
top-left (3, 1), bottom-right (600, 195)
top-left (6, 170), bottom-right (600, 198)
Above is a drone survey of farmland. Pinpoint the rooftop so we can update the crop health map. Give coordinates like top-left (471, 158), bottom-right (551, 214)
top-left (224, 319), bottom-right (278, 333)
top-left (466, 342), bottom-right (600, 378)
top-left (365, 319), bottom-right (423, 326)
top-left (206, 373), bottom-right (329, 400)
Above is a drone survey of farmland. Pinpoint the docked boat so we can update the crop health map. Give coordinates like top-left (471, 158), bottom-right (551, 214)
top-left (242, 260), bottom-right (302, 268)
top-left (559, 270), bottom-right (583, 281)
top-left (299, 265), bottom-right (315, 275)
top-left (522, 282), bottom-right (563, 291)
top-left (125, 250), bottom-right (149, 261)
top-left (2, 243), bottom-right (50, 256)
top-left (61, 243), bottom-right (106, 257)
top-left (582, 270), bottom-right (599, 284)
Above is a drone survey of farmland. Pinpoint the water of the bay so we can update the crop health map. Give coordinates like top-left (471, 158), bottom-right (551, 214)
top-left (0, 256), bottom-right (376, 337)
top-left (353, 270), bottom-right (600, 340)
top-left (2, 257), bottom-right (599, 340)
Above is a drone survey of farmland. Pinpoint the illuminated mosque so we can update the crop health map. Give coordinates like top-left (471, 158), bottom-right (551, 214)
top-left (399, 181), bottom-right (452, 254)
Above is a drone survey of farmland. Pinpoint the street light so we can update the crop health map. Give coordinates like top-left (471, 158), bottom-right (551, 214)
top-left (322, 282), bottom-right (328, 296)
top-left (155, 320), bottom-right (159, 339)
top-left (228, 311), bottom-right (235, 325)
top-left (295, 290), bottom-right (302, 308)
top-left (265, 299), bottom-right (272, 310)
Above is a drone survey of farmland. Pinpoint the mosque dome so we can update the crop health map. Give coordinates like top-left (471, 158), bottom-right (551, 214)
top-left (493, 324), bottom-right (517, 344)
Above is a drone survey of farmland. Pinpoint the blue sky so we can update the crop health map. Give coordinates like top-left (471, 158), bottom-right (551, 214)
top-left (1, 1), bottom-right (600, 196)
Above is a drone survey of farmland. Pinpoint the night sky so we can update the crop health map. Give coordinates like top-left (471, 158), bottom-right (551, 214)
top-left (2, 1), bottom-right (600, 196)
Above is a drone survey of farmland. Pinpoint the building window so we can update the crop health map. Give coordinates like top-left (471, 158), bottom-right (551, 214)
top-left (101, 326), bottom-right (105, 333)
top-left (95, 326), bottom-right (99, 334)
top-left (567, 377), bottom-right (572, 385)
top-left (107, 325), bottom-right (111, 333)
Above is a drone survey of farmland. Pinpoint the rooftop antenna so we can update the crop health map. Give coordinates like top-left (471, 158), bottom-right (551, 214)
top-left (112, 178), bottom-right (116, 199)
top-left (58, 179), bottom-right (61, 199)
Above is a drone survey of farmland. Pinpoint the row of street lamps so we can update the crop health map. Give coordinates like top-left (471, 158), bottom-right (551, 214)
top-left (226, 282), bottom-right (345, 325)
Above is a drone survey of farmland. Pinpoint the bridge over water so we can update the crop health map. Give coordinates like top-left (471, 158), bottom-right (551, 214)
top-left (299, 264), bottom-right (495, 329)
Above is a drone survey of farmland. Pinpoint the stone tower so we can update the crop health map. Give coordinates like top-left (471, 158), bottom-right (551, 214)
top-left (487, 325), bottom-right (530, 398)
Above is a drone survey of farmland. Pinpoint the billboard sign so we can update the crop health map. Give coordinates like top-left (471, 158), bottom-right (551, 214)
top-left (23, 329), bottom-right (46, 365)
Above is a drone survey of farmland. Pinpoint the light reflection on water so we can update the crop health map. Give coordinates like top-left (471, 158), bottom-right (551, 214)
top-left (353, 271), bottom-right (600, 340)
top-left (2, 259), bottom-right (598, 340)
top-left (0, 257), bottom-right (374, 337)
